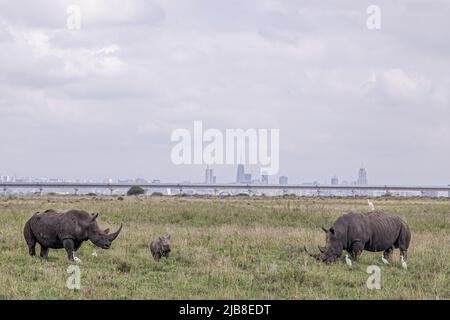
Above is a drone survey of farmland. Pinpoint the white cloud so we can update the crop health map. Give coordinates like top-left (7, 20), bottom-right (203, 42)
top-left (376, 69), bottom-right (432, 103)
top-left (0, 0), bottom-right (449, 184)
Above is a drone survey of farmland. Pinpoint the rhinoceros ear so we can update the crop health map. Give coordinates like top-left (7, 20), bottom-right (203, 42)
top-left (91, 213), bottom-right (99, 222)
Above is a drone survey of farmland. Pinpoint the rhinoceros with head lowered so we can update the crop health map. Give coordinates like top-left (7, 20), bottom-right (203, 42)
top-left (305, 211), bottom-right (411, 269)
top-left (24, 209), bottom-right (122, 261)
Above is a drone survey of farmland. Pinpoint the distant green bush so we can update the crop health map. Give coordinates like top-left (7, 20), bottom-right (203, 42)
top-left (178, 193), bottom-right (191, 197)
top-left (127, 186), bottom-right (145, 196)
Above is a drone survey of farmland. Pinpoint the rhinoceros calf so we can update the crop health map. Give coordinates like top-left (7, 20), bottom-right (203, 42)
top-left (305, 211), bottom-right (411, 269)
top-left (150, 235), bottom-right (171, 261)
top-left (24, 209), bottom-right (122, 261)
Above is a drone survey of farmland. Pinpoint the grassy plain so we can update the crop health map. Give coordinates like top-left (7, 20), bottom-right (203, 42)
top-left (0, 195), bottom-right (448, 299)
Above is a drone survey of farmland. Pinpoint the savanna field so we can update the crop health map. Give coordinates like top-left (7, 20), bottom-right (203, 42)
top-left (0, 195), bottom-right (449, 300)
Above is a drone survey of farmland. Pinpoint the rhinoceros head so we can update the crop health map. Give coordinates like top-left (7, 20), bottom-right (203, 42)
top-left (159, 235), bottom-right (171, 257)
top-left (304, 227), bottom-right (343, 263)
top-left (88, 213), bottom-right (122, 249)
top-left (320, 227), bottom-right (343, 263)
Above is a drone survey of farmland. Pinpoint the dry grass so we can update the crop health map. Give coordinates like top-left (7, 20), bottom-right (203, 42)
top-left (0, 195), bottom-right (449, 299)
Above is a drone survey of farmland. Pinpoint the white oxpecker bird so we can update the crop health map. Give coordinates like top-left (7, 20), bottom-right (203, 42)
top-left (345, 254), bottom-right (352, 269)
top-left (368, 199), bottom-right (375, 211)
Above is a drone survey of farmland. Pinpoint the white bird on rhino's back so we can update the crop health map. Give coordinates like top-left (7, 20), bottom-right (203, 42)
top-left (368, 200), bottom-right (375, 211)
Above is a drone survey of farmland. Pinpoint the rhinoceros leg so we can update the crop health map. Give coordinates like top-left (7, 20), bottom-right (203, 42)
top-left (152, 252), bottom-right (161, 262)
top-left (382, 247), bottom-right (393, 264)
top-left (400, 249), bottom-right (408, 270)
top-left (350, 241), bottom-right (364, 261)
top-left (40, 246), bottom-right (49, 259)
top-left (73, 241), bottom-right (83, 252)
top-left (63, 239), bottom-right (75, 261)
top-left (28, 242), bottom-right (36, 257)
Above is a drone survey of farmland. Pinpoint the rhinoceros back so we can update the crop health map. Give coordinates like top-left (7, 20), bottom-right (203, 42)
top-left (27, 210), bottom-right (69, 249)
top-left (363, 212), bottom-right (410, 252)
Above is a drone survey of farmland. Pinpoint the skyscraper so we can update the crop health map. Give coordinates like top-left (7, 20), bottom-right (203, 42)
top-left (331, 175), bottom-right (339, 185)
top-left (261, 174), bottom-right (269, 184)
top-left (205, 167), bottom-right (210, 184)
top-left (279, 176), bottom-right (288, 185)
top-left (357, 168), bottom-right (368, 185)
top-left (236, 164), bottom-right (245, 183)
top-left (205, 166), bottom-right (214, 184)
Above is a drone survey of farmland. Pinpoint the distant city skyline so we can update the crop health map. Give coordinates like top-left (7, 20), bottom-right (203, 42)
top-left (2, 166), bottom-right (449, 198)
top-left (2, 165), bottom-right (443, 187)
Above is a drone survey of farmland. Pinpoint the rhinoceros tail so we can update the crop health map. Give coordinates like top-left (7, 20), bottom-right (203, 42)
top-left (392, 217), bottom-right (411, 250)
top-left (23, 218), bottom-right (36, 246)
top-left (397, 221), bottom-right (411, 251)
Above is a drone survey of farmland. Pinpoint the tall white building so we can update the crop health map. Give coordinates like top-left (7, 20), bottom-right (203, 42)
top-left (205, 166), bottom-right (215, 184)
top-left (357, 168), bottom-right (368, 185)
top-left (236, 164), bottom-right (245, 183)
top-left (236, 164), bottom-right (251, 183)
top-left (279, 176), bottom-right (288, 185)
top-left (331, 175), bottom-right (339, 185)
top-left (261, 174), bottom-right (269, 184)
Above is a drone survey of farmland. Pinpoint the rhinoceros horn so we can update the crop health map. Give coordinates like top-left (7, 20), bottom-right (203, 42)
top-left (107, 224), bottom-right (122, 241)
top-left (304, 246), bottom-right (322, 260)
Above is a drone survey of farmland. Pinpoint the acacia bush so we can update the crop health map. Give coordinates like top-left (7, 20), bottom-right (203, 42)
top-left (127, 186), bottom-right (145, 196)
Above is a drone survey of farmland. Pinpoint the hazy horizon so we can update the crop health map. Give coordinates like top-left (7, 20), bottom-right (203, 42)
top-left (1, 0), bottom-right (449, 185)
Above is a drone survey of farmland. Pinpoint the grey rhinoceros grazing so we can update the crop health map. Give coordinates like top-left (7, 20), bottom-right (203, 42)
top-left (24, 209), bottom-right (122, 261)
top-left (305, 211), bottom-right (411, 269)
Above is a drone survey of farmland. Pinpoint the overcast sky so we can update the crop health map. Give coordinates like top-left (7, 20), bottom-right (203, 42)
top-left (0, 0), bottom-right (449, 184)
